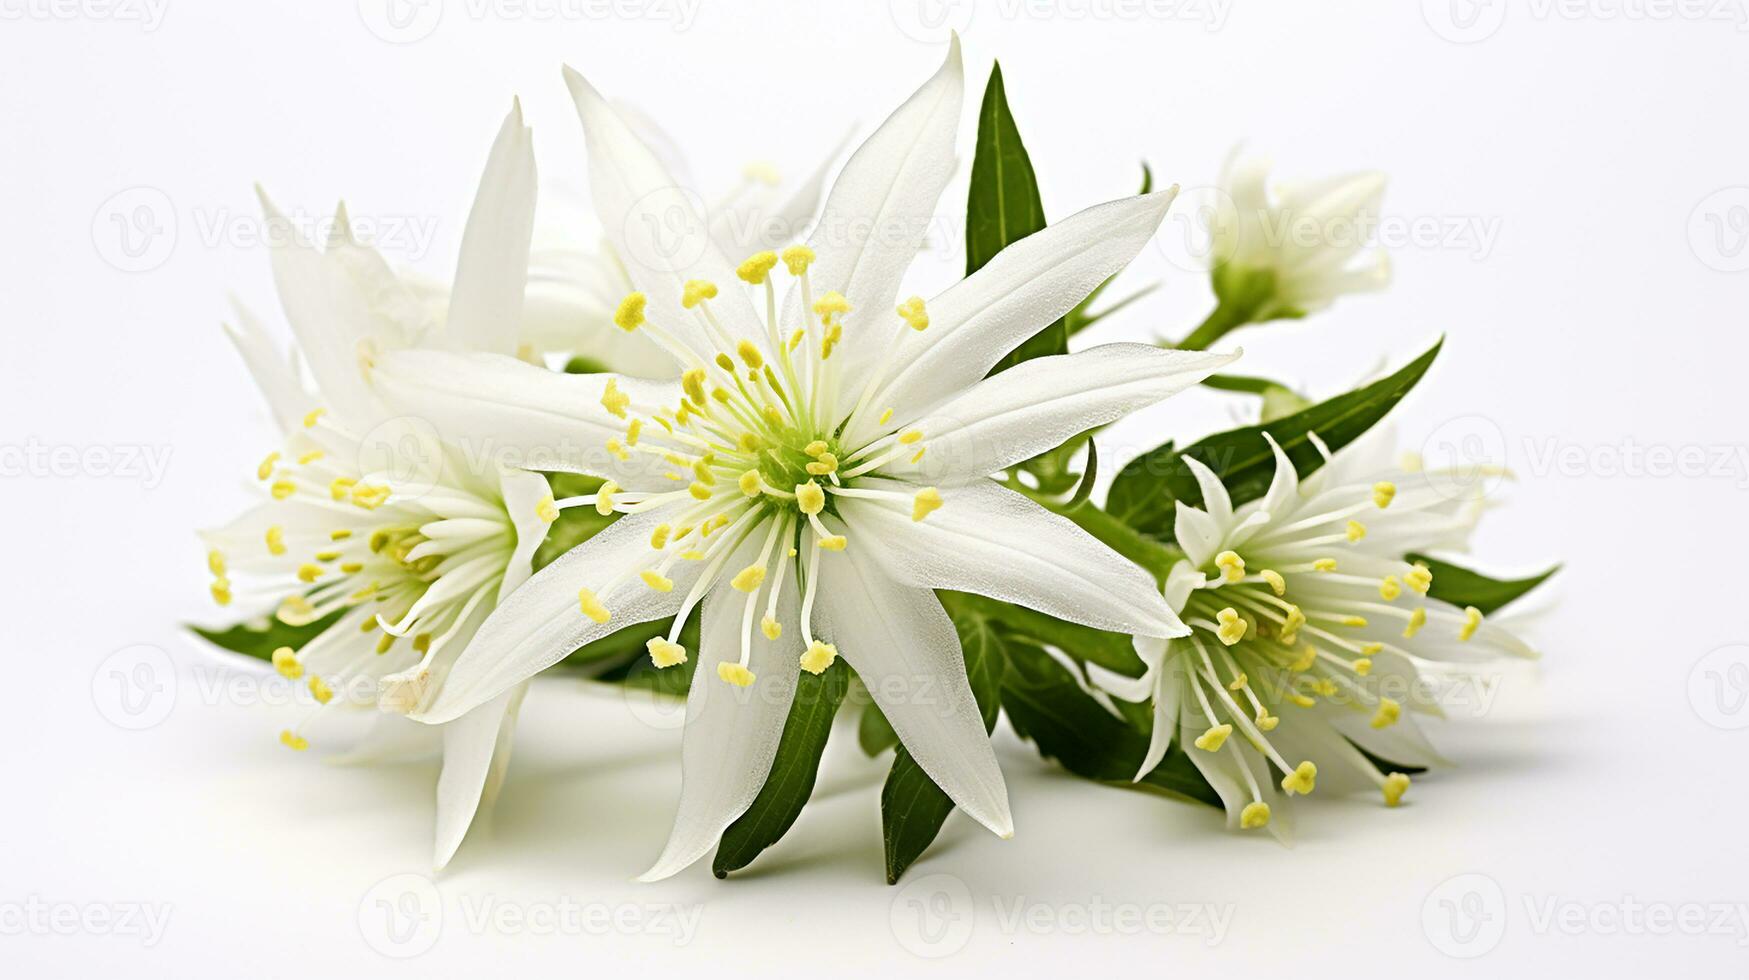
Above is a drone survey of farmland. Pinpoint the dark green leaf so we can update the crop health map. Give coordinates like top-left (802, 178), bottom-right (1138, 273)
top-left (189, 610), bottom-right (342, 662)
top-left (1201, 373), bottom-right (1313, 422)
top-left (714, 660), bottom-right (851, 877)
top-left (1405, 554), bottom-right (1560, 616)
top-left (1109, 339), bottom-right (1443, 536)
top-left (858, 702), bottom-right (899, 756)
top-left (881, 605), bottom-right (1008, 884)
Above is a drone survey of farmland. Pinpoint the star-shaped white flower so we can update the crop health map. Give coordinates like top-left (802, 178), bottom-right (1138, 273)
top-left (1090, 428), bottom-right (1536, 839)
top-left (200, 101), bottom-right (552, 868)
top-left (373, 39), bottom-right (1236, 879)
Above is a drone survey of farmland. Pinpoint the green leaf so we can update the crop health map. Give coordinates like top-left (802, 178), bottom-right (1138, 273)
top-left (189, 610), bottom-right (342, 662)
top-left (1200, 373), bottom-right (1313, 422)
top-left (858, 702), bottom-right (899, 756)
top-left (1000, 641), bottom-right (1218, 806)
top-left (880, 604), bottom-right (1008, 884)
top-left (1405, 554), bottom-right (1559, 616)
top-left (535, 473), bottom-right (615, 570)
top-left (714, 660), bottom-right (851, 877)
top-left (966, 62), bottom-right (1062, 374)
top-left (1109, 339), bottom-right (1443, 536)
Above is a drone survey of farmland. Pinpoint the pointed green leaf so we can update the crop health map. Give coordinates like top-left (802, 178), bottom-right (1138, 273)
top-left (1405, 554), bottom-right (1559, 616)
top-left (858, 701), bottom-right (899, 756)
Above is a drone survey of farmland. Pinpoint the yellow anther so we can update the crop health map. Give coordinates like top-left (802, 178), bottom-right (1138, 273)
top-left (279, 729), bottom-right (309, 752)
top-left (1227, 672), bottom-right (1249, 692)
top-left (1402, 607), bottom-right (1427, 639)
top-left (1382, 772), bottom-right (1411, 807)
top-left (717, 661), bottom-right (756, 687)
top-left (805, 452), bottom-right (838, 476)
top-left (819, 322), bottom-right (843, 359)
top-left (296, 563), bottom-right (323, 583)
top-left (1379, 576), bottom-right (1403, 601)
top-left (329, 477), bottom-right (356, 501)
top-left (1280, 605), bottom-right (1306, 643)
top-left (1255, 712), bottom-right (1280, 732)
top-left (1459, 606), bottom-right (1483, 641)
top-left (896, 295), bottom-right (929, 331)
top-left (297, 450), bottom-right (324, 465)
top-left (339, 562), bottom-right (362, 574)
top-left (731, 564), bottom-right (767, 592)
top-left (733, 339), bottom-right (765, 371)
top-left (912, 487), bottom-right (943, 522)
top-left (804, 440), bottom-right (829, 457)
top-left (625, 418), bottom-right (643, 447)
top-left (650, 524), bottom-right (672, 549)
top-left (816, 535), bottom-right (848, 551)
top-left (376, 632), bottom-right (396, 654)
top-left (640, 570), bottom-right (674, 593)
top-left (329, 529), bottom-right (352, 541)
top-left (577, 588), bottom-right (611, 623)
top-left (1240, 801), bottom-right (1272, 829)
top-left (351, 484), bottom-right (390, 509)
top-left (1353, 658), bottom-right (1373, 676)
top-left (595, 481), bottom-right (619, 516)
top-left (762, 404), bottom-right (784, 427)
top-left (613, 292), bottom-right (647, 331)
top-left (787, 328), bottom-right (805, 351)
top-left (1372, 481), bottom-right (1397, 509)
top-left (1346, 520), bottom-right (1367, 542)
top-left (205, 549), bottom-right (226, 577)
top-left (315, 550), bottom-right (341, 562)
top-left (898, 429), bottom-right (924, 445)
top-left (878, 407), bottom-right (894, 425)
top-left (693, 459), bottom-right (716, 485)
top-left (1405, 564), bottom-right (1433, 595)
top-left (736, 250), bottom-right (779, 284)
top-left (711, 386), bottom-right (732, 404)
top-left (911, 448), bottom-right (926, 463)
top-left (797, 481), bottom-right (825, 515)
top-left (800, 641), bottom-right (838, 675)
top-left (277, 595), bottom-right (316, 625)
top-left (256, 451), bottom-right (280, 481)
top-left (1193, 724), bottom-right (1233, 752)
top-left (1281, 761), bottom-right (1318, 795)
top-left (1289, 644), bottom-right (1318, 672)
top-left (1371, 697), bottom-right (1402, 729)
top-left (647, 637), bottom-right (687, 668)
top-left (308, 675), bottom-right (333, 705)
top-left (1360, 642), bottom-right (1384, 656)
top-left (761, 616), bottom-right (783, 641)
top-left (780, 244), bottom-right (815, 275)
top-left (1286, 691), bottom-right (1317, 708)
top-left (607, 438), bottom-right (628, 461)
top-left (301, 408), bottom-right (326, 429)
top-left (739, 470), bottom-right (762, 497)
top-left (271, 479), bottom-right (296, 500)
top-left (536, 495), bottom-right (559, 523)
top-left (688, 481), bottom-right (713, 501)
top-left (1313, 678), bottom-right (1338, 697)
top-left (682, 368), bottom-right (708, 406)
top-left (271, 646), bottom-right (302, 680)
top-left (681, 280), bottom-right (718, 309)
top-left (1214, 608), bottom-right (1247, 646)
top-left (812, 291), bottom-right (851, 320)
top-left (715, 352), bottom-right (735, 372)
top-left (1260, 569), bottom-right (1286, 596)
top-left (680, 550), bottom-right (705, 560)
top-left (1215, 550), bottom-right (1246, 583)
top-left (1339, 615), bottom-right (1368, 628)
top-left (1312, 558), bottom-right (1338, 572)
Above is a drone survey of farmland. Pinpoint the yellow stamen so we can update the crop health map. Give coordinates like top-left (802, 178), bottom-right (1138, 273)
top-left (1405, 564), bottom-right (1433, 595)
top-left (911, 487), bottom-right (943, 522)
top-left (308, 675), bottom-right (333, 705)
top-left (595, 481), bottom-right (619, 516)
top-left (780, 244), bottom-right (815, 275)
top-left (739, 470), bottom-right (762, 496)
top-left (647, 637), bottom-right (687, 668)
top-left (731, 564), bottom-right (766, 592)
top-left (1353, 658), bottom-right (1373, 676)
top-left (1371, 697), bottom-right (1402, 729)
top-left (1312, 558), bottom-right (1337, 572)
top-left (1260, 569), bottom-right (1286, 596)
top-left (271, 479), bottom-right (296, 500)
top-left (536, 495), bottom-right (559, 523)
top-left (577, 588), bottom-right (611, 623)
top-left (1215, 607), bottom-right (1247, 646)
top-left (681, 279), bottom-right (718, 309)
top-left (279, 729), bottom-right (309, 751)
top-left (796, 481), bottom-right (825, 515)
top-left (271, 646), bottom-right (302, 680)
top-left (650, 524), bottom-right (672, 549)
top-left (1193, 724), bottom-right (1232, 752)
top-left (1215, 550), bottom-right (1245, 583)
top-left (805, 453), bottom-right (838, 476)
top-left (1459, 605), bottom-right (1483, 641)
top-left (1227, 672), bottom-right (1248, 692)
top-left (640, 570), bottom-right (674, 593)
top-left (302, 408), bottom-right (326, 429)
top-left (816, 535), bottom-right (847, 551)
top-left (329, 477), bottom-right (356, 501)
top-left (277, 595), bottom-right (316, 625)
top-left (761, 616), bottom-right (783, 640)
top-left (896, 296), bottom-right (929, 331)
top-left (1382, 772), bottom-right (1411, 807)
top-left (898, 429), bottom-right (923, 445)
top-left (600, 377), bottom-right (630, 418)
top-left (800, 641), bottom-right (838, 675)
top-left (1379, 576), bottom-right (1403, 601)
top-left (1280, 761), bottom-right (1317, 795)
top-left (613, 292), bottom-right (647, 331)
top-left (256, 451), bottom-right (280, 481)
top-left (297, 450), bottom-right (324, 465)
top-left (736, 250), bottom-right (778, 284)
top-left (1402, 607), bottom-right (1426, 639)
top-left (1372, 481), bottom-right (1397, 509)
top-left (717, 661), bottom-right (756, 687)
top-left (297, 563), bottom-right (323, 583)
top-left (688, 481), bottom-right (712, 501)
top-left (804, 440), bottom-right (829, 457)
top-left (1346, 520), bottom-right (1367, 542)
top-left (735, 339), bottom-right (765, 370)
top-left (811, 291), bottom-right (850, 320)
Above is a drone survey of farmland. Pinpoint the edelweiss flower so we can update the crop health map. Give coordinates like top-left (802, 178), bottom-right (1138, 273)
top-left (373, 38), bottom-right (1235, 879)
top-left (1210, 152), bottom-right (1390, 323)
top-left (199, 102), bottom-right (552, 866)
top-left (1090, 429), bottom-right (1535, 838)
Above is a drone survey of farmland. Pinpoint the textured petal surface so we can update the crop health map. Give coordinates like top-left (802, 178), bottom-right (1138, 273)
top-left (433, 683), bottom-right (527, 869)
top-left (445, 101), bottom-right (537, 357)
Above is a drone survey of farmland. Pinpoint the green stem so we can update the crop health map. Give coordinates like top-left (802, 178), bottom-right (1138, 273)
top-left (1177, 300), bottom-right (1252, 350)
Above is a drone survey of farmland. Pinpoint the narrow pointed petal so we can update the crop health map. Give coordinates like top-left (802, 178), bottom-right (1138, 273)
top-left (222, 298), bottom-right (317, 434)
top-left (410, 508), bottom-right (695, 723)
top-left (882, 344), bottom-right (1237, 486)
top-left (639, 543), bottom-right (802, 881)
top-left (813, 524), bottom-right (1012, 837)
top-left (862, 189), bottom-right (1179, 437)
top-left (561, 65), bottom-right (763, 349)
top-left (445, 100), bottom-right (537, 357)
top-left (495, 466), bottom-right (551, 600)
top-left (837, 479), bottom-right (1185, 638)
top-left (433, 683), bottom-right (527, 869)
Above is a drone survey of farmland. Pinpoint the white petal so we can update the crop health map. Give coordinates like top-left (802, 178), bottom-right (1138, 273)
top-left (1172, 501), bottom-right (1223, 569)
top-left (858, 189), bottom-right (1179, 440)
top-left (639, 540), bottom-right (802, 881)
top-left (410, 508), bottom-right (695, 723)
top-left (1134, 651), bottom-right (1189, 780)
top-left (707, 129), bottom-right (848, 257)
top-left (1180, 455), bottom-right (1235, 530)
top-left (813, 522), bottom-right (1012, 837)
top-left (495, 466), bottom-right (551, 600)
top-left (521, 241), bottom-right (679, 376)
top-left (433, 682), bottom-right (528, 869)
top-left (371, 349), bottom-right (677, 490)
top-left (561, 66), bottom-right (763, 351)
top-left (882, 344), bottom-right (1237, 486)
top-left (445, 101), bottom-right (537, 357)
top-left (837, 478), bottom-right (1185, 638)
top-left (222, 299), bottom-right (317, 434)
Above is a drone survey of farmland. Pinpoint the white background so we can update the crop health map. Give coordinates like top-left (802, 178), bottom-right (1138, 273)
top-left (4, 0), bottom-right (1748, 975)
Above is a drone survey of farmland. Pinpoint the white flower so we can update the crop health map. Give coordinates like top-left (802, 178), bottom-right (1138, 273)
top-left (1210, 152), bottom-right (1390, 322)
top-left (372, 38), bottom-right (1236, 879)
top-left (1090, 428), bottom-right (1535, 839)
top-left (199, 101), bottom-right (553, 868)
